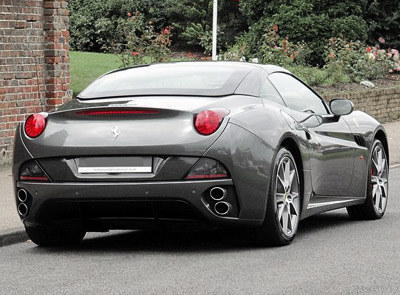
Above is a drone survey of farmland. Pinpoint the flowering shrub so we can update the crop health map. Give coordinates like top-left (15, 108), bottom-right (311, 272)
top-left (323, 37), bottom-right (360, 82)
top-left (352, 45), bottom-right (394, 81)
top-left (324, 37), bottom-right (399, 82)
top-left (220, 34), bottom-right (251, 61)
top-left (222, 25), bottom-right (310, 65)
top-left (114, 12), bottom-right (173, 67)
top-left (259, 25), bottom-right (310, 66)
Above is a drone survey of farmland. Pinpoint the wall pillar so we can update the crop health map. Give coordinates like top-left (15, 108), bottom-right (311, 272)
top-left (43, 0), bottom-right (72, 111)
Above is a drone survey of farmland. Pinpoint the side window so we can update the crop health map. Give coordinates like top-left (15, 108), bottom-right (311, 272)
top-left (260, 78), bottom-right (286, 106)
top-left (268, 73), bottom-right (328, 114)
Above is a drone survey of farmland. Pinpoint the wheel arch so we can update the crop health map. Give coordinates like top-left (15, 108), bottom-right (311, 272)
top-left (279, 137), bottom-right (304, 212)
top-left (280, 137), bottom-right (303, 173)
top-left (374, 129), bottom-right (389, 164)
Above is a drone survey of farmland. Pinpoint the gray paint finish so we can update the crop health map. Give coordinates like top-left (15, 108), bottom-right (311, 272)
top-left (12, 62), bottom-right (388, 242)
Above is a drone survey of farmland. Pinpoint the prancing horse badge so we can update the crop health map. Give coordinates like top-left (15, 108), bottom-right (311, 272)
top-left (111, 126), bottom-right (120, 140)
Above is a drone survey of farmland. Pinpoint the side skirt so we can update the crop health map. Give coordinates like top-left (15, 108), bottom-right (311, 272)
top-left (300, 196), bottom-right (365, 220)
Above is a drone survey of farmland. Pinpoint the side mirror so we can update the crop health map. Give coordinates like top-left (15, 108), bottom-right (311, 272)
top-left (329, 98), bottom-right (354, 117)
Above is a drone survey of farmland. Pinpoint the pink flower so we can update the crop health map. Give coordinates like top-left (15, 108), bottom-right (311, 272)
top-left (378, 37), bottom-right (385, 44)
top-left (396, 67), bottom-right (400, 72)
top-left (127, 12), bottom-right (132, 17)
top-left (366, 46), bottom-right (372, 53)
top-left (389, 69), bottom-right (394, 73)
top-left (132, 51), bottom-right (138, 56)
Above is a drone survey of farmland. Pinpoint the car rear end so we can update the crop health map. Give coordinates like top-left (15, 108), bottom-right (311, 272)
top-left (13, 62), bottom-right (273, 239)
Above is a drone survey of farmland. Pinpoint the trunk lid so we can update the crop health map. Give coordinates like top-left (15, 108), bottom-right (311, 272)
top-left (22, 96), bottom-right (231, 158)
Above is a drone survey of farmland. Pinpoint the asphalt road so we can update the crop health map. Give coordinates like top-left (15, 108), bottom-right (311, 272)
top-left (1, 168), bottom-right (399, 295)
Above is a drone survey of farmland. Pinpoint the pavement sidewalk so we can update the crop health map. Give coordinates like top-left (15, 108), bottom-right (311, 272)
top-left (1, 120), bottom-right (399, 246)
top-left (0, 167), bottom-right (28, 246)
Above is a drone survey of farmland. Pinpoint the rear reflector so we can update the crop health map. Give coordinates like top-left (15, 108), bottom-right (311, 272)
top-left (19, 160), bottom-right (50, 182)
top-left (20, 176), bottom-right (50, 181)
top-left (185, 174), bottom-right (228, 180)
top-left (185, 158), bottom-right (229, 180)
top-left (76, 110), bottom-right (159, 115)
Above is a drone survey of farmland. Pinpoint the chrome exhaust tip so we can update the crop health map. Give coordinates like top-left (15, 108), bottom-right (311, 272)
top-left (17, 189), bottom-right (28, 203)
top-left (210, 187), bottom-right (227, 201)
top-left (18, 203), bottom-right (28, 217)
top-left (214, 201), bottom-right (231, 216)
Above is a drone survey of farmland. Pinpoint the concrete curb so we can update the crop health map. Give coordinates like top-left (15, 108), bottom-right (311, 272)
top-left (0, 227), bottom-right (28, 247)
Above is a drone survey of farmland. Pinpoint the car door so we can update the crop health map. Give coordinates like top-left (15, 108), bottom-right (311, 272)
top-left (268, 72), bottom-right (355, 197)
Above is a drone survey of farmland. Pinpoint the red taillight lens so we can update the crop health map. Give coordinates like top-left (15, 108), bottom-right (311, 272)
top-left (25, 113), bottom-right (47, 138)
top-left (194, 109), bottom-right (228, 135)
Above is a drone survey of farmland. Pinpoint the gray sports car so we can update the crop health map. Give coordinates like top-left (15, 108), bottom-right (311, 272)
top-left (13, 62), bottom-right (389, 247)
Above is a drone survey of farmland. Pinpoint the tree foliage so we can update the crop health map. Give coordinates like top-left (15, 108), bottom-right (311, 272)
top-left (163, 0), bottom-right (246, 53)
top-left (239, 0), bottom-right (368, 65)
top-left (362, 0), bottom-right (400, 49)
top-left (68, 0), bottom-right (400, 65)
top-left (68, 0), bottom-right (246, 53)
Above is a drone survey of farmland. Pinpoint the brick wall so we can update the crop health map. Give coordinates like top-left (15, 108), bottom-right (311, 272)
top-left (322, 86), bottom-right (400, 123)
top-left (0, 0), bottom-right (71, 166)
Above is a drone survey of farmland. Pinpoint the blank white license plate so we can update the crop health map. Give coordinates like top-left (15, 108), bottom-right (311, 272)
top-left (78, 157), bottom-right (152, 174)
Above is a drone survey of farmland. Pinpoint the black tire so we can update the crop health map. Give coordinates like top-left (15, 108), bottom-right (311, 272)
top-left (25, 226), bottom-right (86, 247)
top-left (255, 147), bottom-right (302, 246)
top-left (347, 139), bottom-right (389, 220)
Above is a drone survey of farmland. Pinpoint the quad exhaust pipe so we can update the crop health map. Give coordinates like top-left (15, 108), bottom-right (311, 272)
top-left (210, 187), bottom-right (232, 216)
top-left (214, 201), bottom-right (232, 216)
top-left (17, 189), bottom-right (28, 203)
top-left (17, 189), bottom-right (30, 217)
top-left (210, 187), bottom-right (227, 201)
top-left (18, 203), bottom-right (28, 217)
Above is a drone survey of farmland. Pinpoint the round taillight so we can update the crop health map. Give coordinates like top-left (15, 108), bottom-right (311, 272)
top-left (25, 114), bottom-right (46, 138)
top-left (194, 110), bottom-right (227, 135)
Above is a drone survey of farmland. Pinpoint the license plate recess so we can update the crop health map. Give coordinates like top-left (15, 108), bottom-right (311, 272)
top-left (78, 157), bottom-right (152, 174)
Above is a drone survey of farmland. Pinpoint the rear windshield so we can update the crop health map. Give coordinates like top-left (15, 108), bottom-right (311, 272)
top-left (78, 62), bottom-right (254, 99)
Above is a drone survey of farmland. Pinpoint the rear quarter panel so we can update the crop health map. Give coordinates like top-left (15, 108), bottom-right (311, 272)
top-left (205, 105), bottom-right (310, 220)
top-left (344, 110), bottom-right (388, 197)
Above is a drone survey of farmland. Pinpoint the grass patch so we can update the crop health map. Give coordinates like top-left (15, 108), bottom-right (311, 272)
top-left (287, 64), bottom-right (351, 87)
top-left (70, 51), bottom-right (120, 96)
top-left (69, 51), bottom-right (192, 96)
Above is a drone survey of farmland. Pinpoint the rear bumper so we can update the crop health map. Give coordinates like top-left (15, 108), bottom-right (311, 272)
top-left (16, 179), bottom-right (263, 231)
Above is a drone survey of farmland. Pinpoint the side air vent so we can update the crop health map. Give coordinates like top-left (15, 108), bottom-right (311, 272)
top-left (354, 134), bottom-right (366, 147)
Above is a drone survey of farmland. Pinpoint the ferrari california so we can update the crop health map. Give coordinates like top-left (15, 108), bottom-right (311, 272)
top-left (13, 62), bottom-right (389, 246)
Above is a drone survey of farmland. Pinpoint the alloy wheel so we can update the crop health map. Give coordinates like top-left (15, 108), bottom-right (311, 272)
top-left (371, 145), bottom-right (388, 213)
top-left (275, 156), bottom-right (300, 237)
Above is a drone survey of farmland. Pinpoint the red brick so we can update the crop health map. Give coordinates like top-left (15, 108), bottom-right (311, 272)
top-left (1, 0), bottom-right (71, 160)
